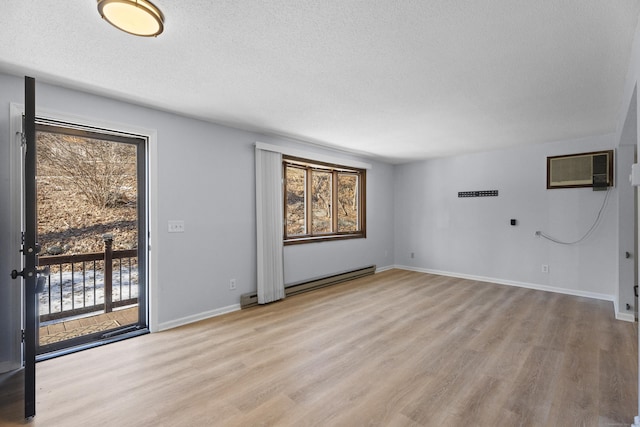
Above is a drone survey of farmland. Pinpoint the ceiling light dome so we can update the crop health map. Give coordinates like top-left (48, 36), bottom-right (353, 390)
top-left (97, 0), bottom-right (164, 37)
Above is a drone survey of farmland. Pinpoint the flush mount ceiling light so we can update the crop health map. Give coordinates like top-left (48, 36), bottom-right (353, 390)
top-left (97, 0), bottom-right (164, 37)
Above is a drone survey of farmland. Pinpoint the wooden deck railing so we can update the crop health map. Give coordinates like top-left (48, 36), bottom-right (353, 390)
top-left (38, 235), bottom-right (138, 322)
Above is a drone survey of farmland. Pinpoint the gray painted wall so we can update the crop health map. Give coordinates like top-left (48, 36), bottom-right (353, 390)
top-left (0, 73), bottom-right (395, 368)
top-left (393, 135), bottom-right (620, 299)
top-left (0, 74), bottom-right (22, 371)
top-left (617, 88), bottom-right (637, 318)
top-left (1, 63), bottom-right (635, 371)
top-left (616, 17), bottom-right (640, 418)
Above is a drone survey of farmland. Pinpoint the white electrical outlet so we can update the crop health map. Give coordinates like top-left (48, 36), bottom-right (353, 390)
top-left (168, 220), bottom-right (185, 233)
top-left (229, 279), bottom-right (236, 290)
top-left (541, 264), bottom-right (549, 273)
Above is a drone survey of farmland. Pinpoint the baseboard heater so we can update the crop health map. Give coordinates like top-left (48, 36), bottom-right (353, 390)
top-left (240, 265), bottom-right (376, 309)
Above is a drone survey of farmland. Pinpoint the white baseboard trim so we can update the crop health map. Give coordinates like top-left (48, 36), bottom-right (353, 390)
top-left (157, 304), bottom-right (241, 332)
top-left (612, 299), bottom-right (636, 322)
top-left (394, 265), bottom-right (616, 303)
top-left (616, 311), bottom-right (636, 322)
top-left (375, 265), bottom-right (395, 273)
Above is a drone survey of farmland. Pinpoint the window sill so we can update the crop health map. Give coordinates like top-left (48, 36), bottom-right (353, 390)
top-left (284, 233), bottom-right (366, 246)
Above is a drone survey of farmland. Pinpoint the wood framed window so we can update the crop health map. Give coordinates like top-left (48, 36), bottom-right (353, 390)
top-left (283, 156), bottom-right (366, 244)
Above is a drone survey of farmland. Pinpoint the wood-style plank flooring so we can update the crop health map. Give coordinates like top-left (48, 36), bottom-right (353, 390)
top-left (0, 269), bottom-right (637, 426)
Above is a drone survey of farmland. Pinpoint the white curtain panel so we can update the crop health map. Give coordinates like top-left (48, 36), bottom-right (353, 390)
top-left (255, 148), bottom-right (285, 304)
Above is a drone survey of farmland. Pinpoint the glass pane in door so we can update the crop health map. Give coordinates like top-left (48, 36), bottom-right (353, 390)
top-left (35, 128), bottom-right (143, 351)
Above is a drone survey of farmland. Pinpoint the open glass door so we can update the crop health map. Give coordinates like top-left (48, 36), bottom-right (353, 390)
top-left (9, 77), bottom-right (150, 419)
top-left (9, 76), bottom-right (40, 419)
top-left (34, 122), bottom-right (148, 357)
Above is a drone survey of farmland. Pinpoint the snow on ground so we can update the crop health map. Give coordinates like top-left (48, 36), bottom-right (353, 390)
top-left (40, 266), bottom-right (139, 316)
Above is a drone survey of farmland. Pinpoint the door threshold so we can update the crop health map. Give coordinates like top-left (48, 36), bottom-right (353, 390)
top-left (36, 328), bottom-right (149, 362)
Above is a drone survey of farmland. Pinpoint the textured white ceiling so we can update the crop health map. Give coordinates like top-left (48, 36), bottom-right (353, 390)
top-left (1, 1), bottom-right (639, 163)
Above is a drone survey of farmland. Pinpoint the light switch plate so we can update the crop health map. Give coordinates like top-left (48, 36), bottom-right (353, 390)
top-left (168, 220), bottom-right (185, 233)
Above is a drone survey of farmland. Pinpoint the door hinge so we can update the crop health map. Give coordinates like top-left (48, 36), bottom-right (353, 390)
top-left (21, 329), bottom-right (25, 342)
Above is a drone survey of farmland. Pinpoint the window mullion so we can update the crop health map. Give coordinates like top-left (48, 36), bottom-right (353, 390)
top-left (332, 170), bottom-right (338, 233)
top-left (306, 166), bottom-right (312, 236)
top-left (360, 172), bottom-right (366, 237)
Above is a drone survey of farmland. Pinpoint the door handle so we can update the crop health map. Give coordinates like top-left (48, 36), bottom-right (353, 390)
top-left (626, 251), bottom-right (633, 259)
top-left (10, 267), bottom-right (48, 294)
top-left (10, 266), bottom-right (49, 280)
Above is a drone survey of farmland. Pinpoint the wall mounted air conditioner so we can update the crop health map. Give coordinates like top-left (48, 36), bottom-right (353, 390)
top-left (547, 150), bottom-right (614, 190)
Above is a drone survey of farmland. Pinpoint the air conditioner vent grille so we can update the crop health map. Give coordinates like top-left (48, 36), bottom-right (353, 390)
top-left (547, 150), bottom-right (613, 189)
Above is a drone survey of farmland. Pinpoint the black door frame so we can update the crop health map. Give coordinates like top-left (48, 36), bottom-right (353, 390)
top-left (17, 76), bottom-right (38, 419)
top-left (33, 120), bottom-right (150, 358)
top-left (36, 118), bottom-right (149, 361)
top-left (7, 76), bottom-right (40, 419)
top-left (12, 77), bottom-right (150, 418)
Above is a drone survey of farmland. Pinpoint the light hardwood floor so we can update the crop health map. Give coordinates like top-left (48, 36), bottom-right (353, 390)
top-left (0, 269), bottom-right (637, 426)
